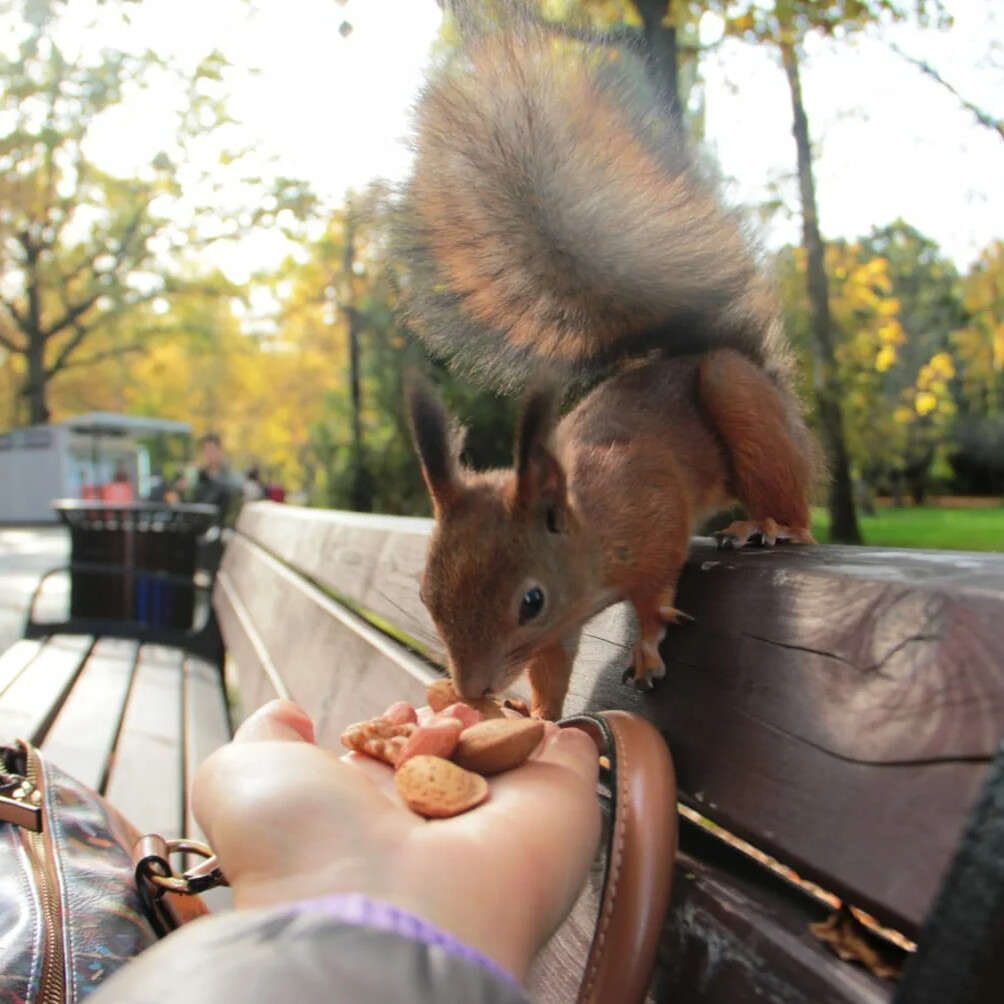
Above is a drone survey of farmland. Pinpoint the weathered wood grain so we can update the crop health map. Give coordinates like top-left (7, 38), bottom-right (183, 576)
top-left (41, 638), bottom-right (137, 791)
top-left (230, 504), bottom-right (1004, 938)
top-left (104, 644), bottom-right (184, 839)
top-left (215, 534), bottom-right (435, 747)
top-left (0, 635), bottom-right (93, 744)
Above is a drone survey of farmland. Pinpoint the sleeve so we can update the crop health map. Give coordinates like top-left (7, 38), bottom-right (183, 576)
top-left (91, 894), bottom-right (531, 1004)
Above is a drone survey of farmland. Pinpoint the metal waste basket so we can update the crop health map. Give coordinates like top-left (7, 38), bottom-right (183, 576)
top-left (52, 501), bottom-right (219, 631)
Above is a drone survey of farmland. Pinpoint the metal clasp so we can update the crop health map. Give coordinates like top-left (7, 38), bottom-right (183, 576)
top-left (134, 834), bottom-right (228, 897)
top-left (0, 774), bottom-right (42, 832)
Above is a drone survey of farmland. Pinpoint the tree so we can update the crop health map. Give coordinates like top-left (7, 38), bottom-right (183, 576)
top-left (952, 240), bottom-right (1004, 496)
top-left (721, 1), bottom-right (949, 540)
top-left (778, 239), bottom-right (958, 505)
top-left (0, 0), bottom-right (313, 426)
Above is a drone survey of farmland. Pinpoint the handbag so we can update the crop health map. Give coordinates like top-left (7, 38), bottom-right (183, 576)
top-left (0, 739), bottom-right (209, 1003)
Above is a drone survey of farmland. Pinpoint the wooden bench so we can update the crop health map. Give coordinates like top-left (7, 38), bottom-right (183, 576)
top-left (3, 500), bottom-right (1002, 1001)
top-left (214, 501), bottom-right (1004, 1003)
top-left (0, 516), bottom-right (234, 909)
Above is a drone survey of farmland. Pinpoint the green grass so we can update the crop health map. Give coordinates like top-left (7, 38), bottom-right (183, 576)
top-left (811, 505), bottom-right (1004, 552)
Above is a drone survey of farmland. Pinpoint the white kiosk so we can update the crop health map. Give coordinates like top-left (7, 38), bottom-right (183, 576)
top-left (0, 412), bottom-right (192, 523)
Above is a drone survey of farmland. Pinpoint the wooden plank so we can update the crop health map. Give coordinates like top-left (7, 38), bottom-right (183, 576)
top-left (0, 635), bottom-right (93, 744)
top-left (182, 654), bottom-right (232, 841)
top-left (214, 535), bottom-right (434, 747)
top-left (104, 644), bottom-right (184, 839)
top-left (212, 570), bottom-right (287, 725)
top-left (225, 506), bottom-right (1004, 937)
top-left (40, 638), bottom-right (138, 791)
top-left (182, 654), bottom-right (234, 912)
top-left (0, 639), bottom-right (43, 697)
top-left (235, 503), bottom-right (444, 662)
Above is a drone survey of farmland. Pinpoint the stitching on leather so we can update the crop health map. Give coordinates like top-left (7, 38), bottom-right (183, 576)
top-left (579, 716), bottom-right (630, 1002)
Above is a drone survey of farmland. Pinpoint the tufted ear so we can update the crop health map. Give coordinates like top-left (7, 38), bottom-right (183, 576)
top-left (514, 382), bottom-right (567, 522)
top-left (405, 374), bottom-right (465, 517)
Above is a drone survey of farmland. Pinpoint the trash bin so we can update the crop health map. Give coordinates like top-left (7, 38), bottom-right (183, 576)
top-left (52, 501), bottom-right (220, 631)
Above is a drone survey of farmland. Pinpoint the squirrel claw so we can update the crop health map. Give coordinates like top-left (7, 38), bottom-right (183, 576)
top-left (714, 518), bottom-right (807, 550)
top-left (503, 698), bottom-right (532, 718)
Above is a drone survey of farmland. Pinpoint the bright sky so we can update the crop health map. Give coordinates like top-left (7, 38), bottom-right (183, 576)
top-left (41, 0), bottom-right (1004, 282)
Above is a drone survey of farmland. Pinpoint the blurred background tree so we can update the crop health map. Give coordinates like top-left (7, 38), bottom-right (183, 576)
top-left (0, 0), bottom-right (1000, 545)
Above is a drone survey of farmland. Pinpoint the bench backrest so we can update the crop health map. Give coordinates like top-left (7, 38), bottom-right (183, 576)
top-left (213, 501), bottom-right (1004, 1002)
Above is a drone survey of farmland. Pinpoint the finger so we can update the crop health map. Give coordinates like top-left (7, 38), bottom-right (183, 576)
top-left (535, 725), bottom-right (600, 782)
top-left (233, 700), bottom-right (315, 744)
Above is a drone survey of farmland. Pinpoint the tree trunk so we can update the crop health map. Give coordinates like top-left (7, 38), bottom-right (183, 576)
top-left (341, 216), bottom-right (373, 513)
top-left (780, 43), bottom-right (862, 544)
top-left (23, 244), bottom-right (49, 425)
top-left (631, 0), bottom-right (683, 129)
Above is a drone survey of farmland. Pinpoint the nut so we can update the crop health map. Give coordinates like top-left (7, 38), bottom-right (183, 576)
top-left (397, 716), bottom-right (464, 768)
top-left (452, 718), bottom-right (546, 776)
top-left (341, 717), bottom-right (415, 767)
top-left (438, 702), bottom-right (483, 730)
top-left (426, 679), bottom-right (505, 719)
top-left (395, 755), bottom-right (490, 819)
top-left (383, 701), bottom-right (419, 727)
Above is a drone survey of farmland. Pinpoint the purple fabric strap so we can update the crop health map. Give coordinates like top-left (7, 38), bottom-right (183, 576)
top-left (288, 892), bottom-right (523, 992)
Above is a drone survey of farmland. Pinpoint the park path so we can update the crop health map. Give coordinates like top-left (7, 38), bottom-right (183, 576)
top-left (0, 526), bottom-right (69, 652)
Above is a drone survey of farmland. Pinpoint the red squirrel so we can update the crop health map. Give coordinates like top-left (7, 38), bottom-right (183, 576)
top-left (394, 14), bottom-right (821, 720)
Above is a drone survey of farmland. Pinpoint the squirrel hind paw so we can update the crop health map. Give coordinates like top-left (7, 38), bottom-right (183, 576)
top-left (622, 640), bottom-right (667, 692)
top-left (714, 519), bottom-right (815, 550)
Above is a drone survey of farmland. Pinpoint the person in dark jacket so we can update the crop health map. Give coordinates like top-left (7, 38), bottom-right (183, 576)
top-left (189, 433), bottom-right (234, 523)
top-left (92, 699), bottom-right (601, 1003)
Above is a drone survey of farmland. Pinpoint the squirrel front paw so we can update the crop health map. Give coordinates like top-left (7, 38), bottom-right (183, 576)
top-left (714, 518), bottom-right (816, 550)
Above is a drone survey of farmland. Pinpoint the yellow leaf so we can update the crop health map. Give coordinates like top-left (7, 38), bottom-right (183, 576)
top-left (915, 391), bottom-right (938, 416)
top-left (875, 345), bottom-right (897, 372)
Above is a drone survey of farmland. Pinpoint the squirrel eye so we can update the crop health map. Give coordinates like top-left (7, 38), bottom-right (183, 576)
top-left (518, 586), bottom-right (545, 625)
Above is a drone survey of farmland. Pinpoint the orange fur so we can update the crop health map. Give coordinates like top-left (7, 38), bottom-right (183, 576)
top-left (400, 16), bottom-right (820, 720)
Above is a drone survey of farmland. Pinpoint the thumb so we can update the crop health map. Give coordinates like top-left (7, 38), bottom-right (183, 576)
top-left (233, 699), bottom-right (316, 744)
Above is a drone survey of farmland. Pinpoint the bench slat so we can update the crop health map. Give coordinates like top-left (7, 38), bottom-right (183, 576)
top-left (40, 638), bottom-right (138, 792)
top-left (0, 635), bottom-right (93, 744)
top-left (215, 535), bottom-right (434, 746)
top-left (0, 639), bottom-right (43, 697)
top-left (104, 644), bottom-right (184, 839)
top-left (182, 654), bottom-right (232, 841)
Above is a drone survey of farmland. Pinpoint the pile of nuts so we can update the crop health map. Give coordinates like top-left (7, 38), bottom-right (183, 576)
top-left (340, 679), bottom-right (543, 819)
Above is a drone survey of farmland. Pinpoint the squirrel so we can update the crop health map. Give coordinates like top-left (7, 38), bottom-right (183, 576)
top-left (393, 11), bottom-right (821, 721)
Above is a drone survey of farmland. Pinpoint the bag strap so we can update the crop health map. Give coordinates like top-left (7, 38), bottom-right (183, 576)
top-left (559, 711), bottom-right (678, 1004)
top-left (893, 738), bottom-right (1004, 1004)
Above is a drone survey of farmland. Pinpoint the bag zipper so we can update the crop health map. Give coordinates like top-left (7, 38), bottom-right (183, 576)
top-left (20, 741), bottom-right (67, 1004)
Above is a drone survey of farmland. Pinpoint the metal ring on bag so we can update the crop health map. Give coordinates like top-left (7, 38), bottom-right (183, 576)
top-left (136, 836), bottom-right (229, 895)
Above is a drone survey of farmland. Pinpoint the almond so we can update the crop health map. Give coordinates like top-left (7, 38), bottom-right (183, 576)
top-left (396, 716), bottom-right (464, 768)
top-left (452, 718), bottom-right (546, 776)
top-left (395, 755), bottom-right (489, 818)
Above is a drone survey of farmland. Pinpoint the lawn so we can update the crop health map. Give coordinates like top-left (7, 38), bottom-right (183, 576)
top-left (810, 504), bottom-right (1004, 552)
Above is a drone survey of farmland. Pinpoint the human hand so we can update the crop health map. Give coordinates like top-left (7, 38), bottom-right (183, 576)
top-left (192, 699), bottom-right (602, 982)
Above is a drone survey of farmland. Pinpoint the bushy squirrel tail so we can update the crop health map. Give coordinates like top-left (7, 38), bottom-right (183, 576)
top-left (393, 7), bottom-right (792, 392)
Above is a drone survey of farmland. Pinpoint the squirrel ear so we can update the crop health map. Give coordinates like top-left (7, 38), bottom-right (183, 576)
top-left (405, 373), bottom-right (463, 516)
top-left (514, 383), bottom-right (566, 515)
